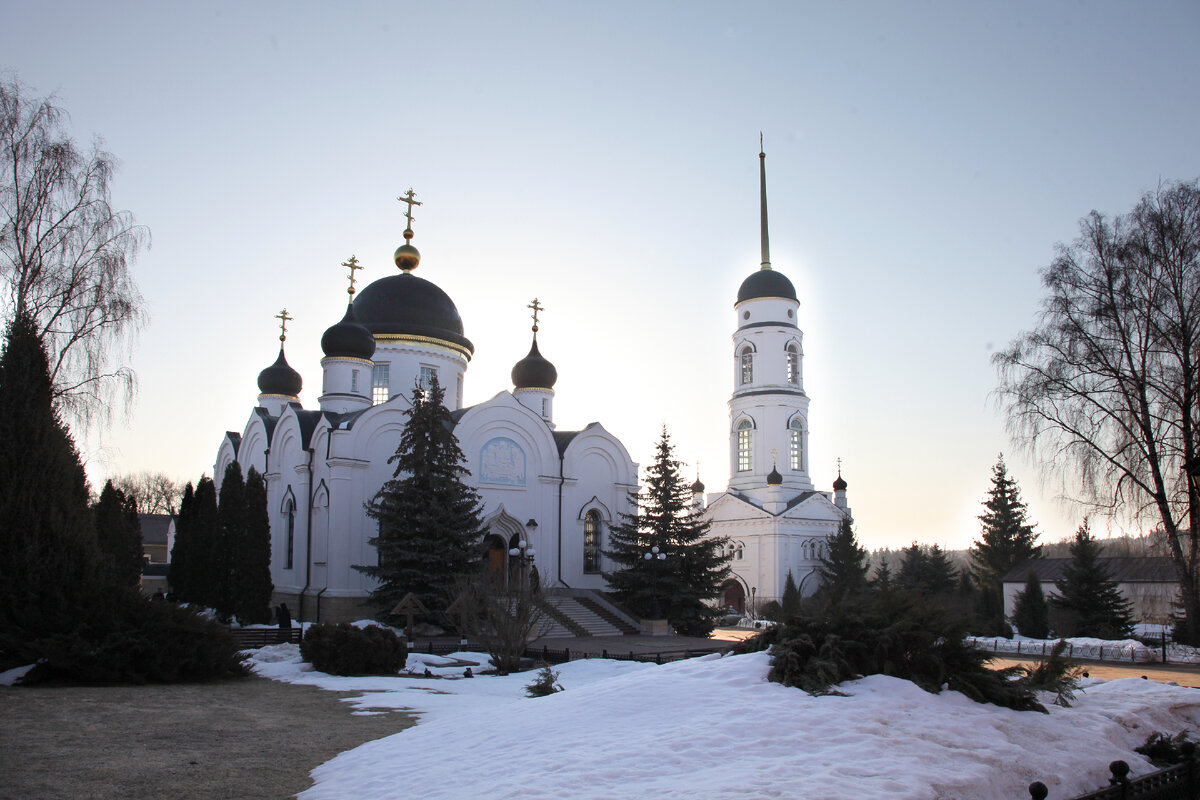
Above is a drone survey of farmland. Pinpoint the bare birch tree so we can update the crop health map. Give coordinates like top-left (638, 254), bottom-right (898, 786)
top-left (0, 75), bottom-right (147, 431)
top-left (111, 471), bottom-right (183, 515)
top-left (994, 180), bottom-right (1200, 640)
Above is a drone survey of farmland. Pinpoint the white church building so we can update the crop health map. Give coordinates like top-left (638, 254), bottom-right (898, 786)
top-left (699, 148), bottom-right (852, 615)
top-left (213, 154), bottom-right (849, 624)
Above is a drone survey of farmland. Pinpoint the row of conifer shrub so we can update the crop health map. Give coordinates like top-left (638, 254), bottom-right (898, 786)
top-left (300, 622), bottom-right (408, 676)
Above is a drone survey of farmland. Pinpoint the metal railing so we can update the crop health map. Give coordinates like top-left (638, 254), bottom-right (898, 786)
top-left (1029, 747), bottom-right (1198, 799)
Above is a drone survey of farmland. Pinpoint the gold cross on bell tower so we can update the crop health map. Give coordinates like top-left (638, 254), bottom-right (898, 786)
top-left (528, 297), bottom-right (544, 336)
top-left (342, 255), bottom-right (363, 298)
top-left (397, 188), bottom-right (422, 230)
top-left (275, 308), bottom-right (294, 342)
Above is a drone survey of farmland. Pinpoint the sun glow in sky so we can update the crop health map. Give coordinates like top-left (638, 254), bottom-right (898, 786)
top-left (3, 1), bottom-right (1198, 550)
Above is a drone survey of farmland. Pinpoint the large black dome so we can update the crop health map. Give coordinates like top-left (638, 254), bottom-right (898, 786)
top-left (258, 347), bottom-right (303, 397)
top-left (512, 339), bottom-right (558, 390)
top-left (353, 272), bottom-right (474, 355)
top-left (321, 302), bottom-right (376, 360)
top-left (737, 269), bottom-right (797, 303)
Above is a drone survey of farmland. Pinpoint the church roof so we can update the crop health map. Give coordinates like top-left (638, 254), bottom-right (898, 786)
top-left (224, 431), bottom-right (242, 451)
top-left (1002, 556), bottom-right (1176, 585)
top-left (321, 302), bottom-right (376, 360)
top-left (553, 430), bottom-right (582, 456)
top-left (353, 272), bottom-right (475, 355)
top-left (294, 409), bottom-right (322, 449)
top-left (737, 269), bottom-right (797, 303)
top-left (257, 346), bottom-right (303, 397)
top-left (512, 339), bottom-right (558, 390)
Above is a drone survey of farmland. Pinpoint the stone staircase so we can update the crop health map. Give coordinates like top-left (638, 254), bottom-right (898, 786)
top-left (537, 594), bottom-right (630, 638)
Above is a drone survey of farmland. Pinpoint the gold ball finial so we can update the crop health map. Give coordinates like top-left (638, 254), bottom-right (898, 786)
top-left (395, 238), bottom-right (421, 272)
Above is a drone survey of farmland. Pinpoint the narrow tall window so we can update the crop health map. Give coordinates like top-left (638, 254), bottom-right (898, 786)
top-left (789, 419), bottom-right (803, 471)
top-left (350, 369), bottom-right (359, 393)
top-left (285, 506), bottom-right (295, 570)
top-left (740, 346), bottom-right (753, 385)
top-left (583, 510), bottom-right (602, 574)
top-left (787, 343), bottom-right (799, 385)
top-left (737, 419), bottom-right (753, 472)
top-left (419, 365), bottom-right (437, 391)
top-left (372, 363), bottom-right (390, 405)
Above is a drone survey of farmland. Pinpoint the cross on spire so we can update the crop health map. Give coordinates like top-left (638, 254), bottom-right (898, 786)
top-left (772, 448), bottom-right (778, 467)
top-left (528, 297), bottom-right (544, 336)
top-left (397, 188), bottom-right (422, 231)
top-left (275, 308), bottom-right (294, 342)
top-left (837, 457), bottom-right (842, 476)
top-left (342, 255), bottom-right (363, 298)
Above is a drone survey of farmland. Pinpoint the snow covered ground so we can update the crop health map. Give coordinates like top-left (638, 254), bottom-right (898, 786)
top-left (246, 643), bottom-right (1200, 800)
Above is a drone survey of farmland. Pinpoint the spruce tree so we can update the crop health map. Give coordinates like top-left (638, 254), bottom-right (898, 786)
top-left (897, 542), bottom-right (929, 591)
top-left (356, 376), bottom-right (484, 616)
top-left (925, 545), bottom-right (958, 595)
top-left (872, 558), bottom-right (894, 593)
top-left (971, 455), bottom-right (1039, 623)
top-left (1012, 571), bottom-right (1050, 639)
top-left (234, 467), bottom-right (274, 623)
top-left (0, 309), bottom-right (100, 634)
top-left (215, 462), bottom-right (245, 621)
top-left (780, 571), bottom-right (801, 618)
top-left (816, 517), bottom-right (868, 603)
top-left (94, 480), bottom-right (144, 588)
top-left (168, 482), bottom-right (196, 601)
top-left (1051, 521), bottom-right (1135, 639)
top-left (604, 427), bottom-right (729, 636)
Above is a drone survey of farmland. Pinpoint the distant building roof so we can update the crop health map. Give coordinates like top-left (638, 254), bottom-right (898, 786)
top-left (1003, 556), bottom-right (1175, 584)
top-left (139, 514), bottom-right (174, 546)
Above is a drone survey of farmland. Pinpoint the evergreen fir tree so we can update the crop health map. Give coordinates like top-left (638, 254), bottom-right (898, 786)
top-left (94, 480), bottom-right (144, 588)
top-left (168, 482), bottom-right (196, 601)
top-left (604, 428), bottom-right (729, 636)
top-left (215, 462), bottom-right (245, 620)
top-left (1012, 571), bottom-right (1050, 639)
top-left (355, 377), bottom-right (484, 616)
top-left (1051, 520), bottom-right (1135, 639)
top-left (925, 545), bottom-right (958, 595)
top-left (871, 558), bottom-right (894, 593)
top-left (189, 476), bottom-right (221, 608)
top-left (816, 517), bottom-right (868, 603)
top-left (0, 309), bottom-right (100, 634)
top-left (971, 455), bottom-right (1040, 592)
top-left (780, 571), bottom-right (801, 618)
top-left (234, 468), bottom-right (274, 624)
top-left (897, 542), bottom-right (929, 591)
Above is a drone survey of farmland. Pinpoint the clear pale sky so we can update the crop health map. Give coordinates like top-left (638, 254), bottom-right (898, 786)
top-left (3, 1), bottom-right (1198, 550)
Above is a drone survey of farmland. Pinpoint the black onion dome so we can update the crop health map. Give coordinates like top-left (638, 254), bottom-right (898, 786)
top-left (833, 474), bottom-right (848, 491)
top-left (691, 478), bottom-right (706, 494)
top-left (353, 272), bottom-right (475, 355)
top-left (737, 269), bottom-right (797, 303)
top-left (767, 466), bottom-right (783, 486)
top-left (258, 347), bottom-right (303, 397)
top-left (512, 339), bottom-right (558, 389)
top-left (321, 303), bottom-right (376, 360)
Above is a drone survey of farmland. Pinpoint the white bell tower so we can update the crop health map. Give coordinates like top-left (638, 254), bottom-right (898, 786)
top-left (727, 144), bottom-right (813, 495)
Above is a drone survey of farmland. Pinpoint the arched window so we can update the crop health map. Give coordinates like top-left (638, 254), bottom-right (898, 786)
top-left (789, 418), bottom-right (803, 471)
top-left (739, 346), bottom-right (753, 385)
top-left (583, 510), bottom-right (602, 574)
top-left (737, 419), bottom-right (753, 472)
top-left (786, 343), bottom-right (799, 385)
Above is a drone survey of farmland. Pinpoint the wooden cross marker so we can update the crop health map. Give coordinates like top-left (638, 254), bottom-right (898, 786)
top-left (275, 308), bottom-right (294, 342)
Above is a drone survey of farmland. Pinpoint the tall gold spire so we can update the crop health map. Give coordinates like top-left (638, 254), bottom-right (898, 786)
top-left (528, 297), bottom-right (544, 339)
top-left (394, 188), bottom-right (423, 272)
top-left (759, 133), bottom-right (772, 271)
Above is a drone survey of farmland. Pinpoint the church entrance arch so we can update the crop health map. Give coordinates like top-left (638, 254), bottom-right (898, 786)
top-left (483, 534), bottom-right (507, 581)
top-left (481, 508), bottom-right (524, 588)
top-left (721, 578), bottom-right (747, 613)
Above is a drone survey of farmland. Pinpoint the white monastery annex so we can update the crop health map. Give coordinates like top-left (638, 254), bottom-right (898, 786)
top-left (214, 151), bottom-right (850, 624)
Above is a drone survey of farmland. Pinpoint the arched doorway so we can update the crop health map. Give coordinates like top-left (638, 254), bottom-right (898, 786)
top-left (721, 579), bottom-right (747, 613)
top-left (482, 534), bottom-right (507, 582)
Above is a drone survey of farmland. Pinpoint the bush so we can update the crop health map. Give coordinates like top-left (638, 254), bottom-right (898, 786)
top-left (524, 664), bottom-right (562, 697)
top-left (1136, 731), bottom-right (1194, 767)
top-left (301, 622), bottom-right (407, 676)
top-left (3, 589), bottom-right (247, 684)
top-left (730, 593), bottom-right (1048, 712)
top-left (757, 600), bottom-right (784, 622)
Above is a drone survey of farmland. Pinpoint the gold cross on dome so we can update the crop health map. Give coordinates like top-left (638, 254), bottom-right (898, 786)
top-left (837, 457), bottom-right (842, 474)
top-left (772, 448), bottom-right (778, 467)
top-left (342, 255), bottom-right (363, 298)
top-left (528, 298), bottom-right (544, 334)
top-left (397, 188), bottom-right (422, 230)
top-left (275, 308), bottom-right (294, 342)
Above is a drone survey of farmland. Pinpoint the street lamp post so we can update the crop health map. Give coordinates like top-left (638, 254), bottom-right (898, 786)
top-left (643, 545), bottom-right (666, 619)
top-left (509, 539), bottom-right (536, 591)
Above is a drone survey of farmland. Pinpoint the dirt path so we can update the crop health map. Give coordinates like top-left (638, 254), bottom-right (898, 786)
top-left (989, 656), bottom-right (1200, 688)
top-left (0, 675), bottom-right (415, 800)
